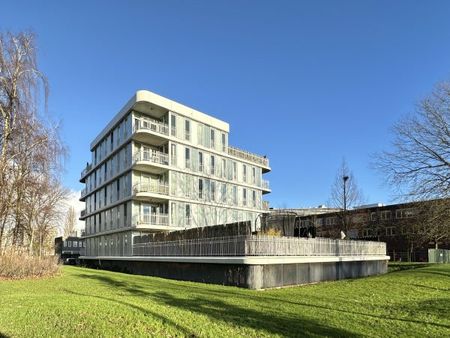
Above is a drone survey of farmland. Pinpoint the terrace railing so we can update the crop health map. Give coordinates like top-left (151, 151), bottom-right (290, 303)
top-left (133, 118), bottom-right (169, 136)
top-left (133, 182), bottom-right (169, 195)
top-left (227, 146), bottom-right (269, 167)
top-left (133, 151), bottom-right (169, 166)
top-left (132, 235), bottom-right (386, 257)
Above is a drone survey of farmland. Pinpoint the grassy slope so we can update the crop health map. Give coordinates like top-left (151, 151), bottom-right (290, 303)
top-left (0, 264), bottom-right (449, 337)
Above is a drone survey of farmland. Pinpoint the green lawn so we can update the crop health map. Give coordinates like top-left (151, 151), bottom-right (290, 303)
top-left (0, 264), bottom-right (449, 337)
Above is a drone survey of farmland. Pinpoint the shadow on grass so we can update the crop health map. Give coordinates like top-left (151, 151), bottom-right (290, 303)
top-left (0, 333), bottom-right (10, 338)
top-left (388, 263), bottom-right (432, 273)
top-left (76, 273), bottom-right (359, 337)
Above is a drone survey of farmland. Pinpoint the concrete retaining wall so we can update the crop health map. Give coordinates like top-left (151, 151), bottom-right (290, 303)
top-left (82, 257), bottom-right (388, 289)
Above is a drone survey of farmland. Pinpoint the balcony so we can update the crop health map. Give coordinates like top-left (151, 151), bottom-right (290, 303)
top-left (134, 214), bottom-right (169, 227)
top-left (133, 183), bottom-right (169, 202)
top-left (80, 188), bottom-right (87, 201)
top-left (262, 201), bottom-right (270, 211)
top-left (261, 179), bottom-right (270, 194)
top-left (133, 151), bottom-right (169, 174)
top-left (133, 117), bottom-right (169, 146)
top-left (80, 209), bottom-right (86, 218)
top-left (227, 146), bottom-right (270, 171)
top-left (80, 163), bottom-right (92, 182)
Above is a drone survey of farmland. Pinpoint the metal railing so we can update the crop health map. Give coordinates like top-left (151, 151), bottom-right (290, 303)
top-left (133, 182), bottom-right (169, 195)
top-left (133, 151), bottom-right (169, 166)
top-left (132, 235), bottom-right (386, 257)
top-left (81, 163), bottom-right (92, 178)
top-left (262, 179), bottom-right (270, 190)
top-left (133, 118), bottom-right (169, 136)
top-left (262, 201), bottom-right (270, 210)
top-left (227, 146), bottom-right (269, 167)
top-left (134, 214), bottom-right (169, 227)
top-left (80, 209), bottom-right (86, 218)
top-left (80, 188), bottom-right (87, 198)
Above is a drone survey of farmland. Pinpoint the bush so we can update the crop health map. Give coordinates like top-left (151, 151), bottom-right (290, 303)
top-left (0, 250), bottom-right (60, 279)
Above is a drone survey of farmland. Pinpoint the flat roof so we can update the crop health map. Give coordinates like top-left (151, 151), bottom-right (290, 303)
top-left (91, 90), bottom-right (230, 150)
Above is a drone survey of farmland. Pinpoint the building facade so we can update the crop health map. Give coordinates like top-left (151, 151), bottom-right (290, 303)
top-left (295, 200), bottom-right (450, 261)
top-left (80, 90), bottom-right (271, 257)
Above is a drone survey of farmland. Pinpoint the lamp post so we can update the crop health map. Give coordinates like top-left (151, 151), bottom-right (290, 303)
top-left (343, 175), bottom-right (349, 233)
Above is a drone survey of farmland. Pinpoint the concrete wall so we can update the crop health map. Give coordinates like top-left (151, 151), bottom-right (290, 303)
top-left (82, 258), bottom-right (388, 289)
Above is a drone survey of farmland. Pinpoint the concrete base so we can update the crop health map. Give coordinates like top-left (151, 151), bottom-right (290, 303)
top-left (81, 256), bottom-right (388, 289)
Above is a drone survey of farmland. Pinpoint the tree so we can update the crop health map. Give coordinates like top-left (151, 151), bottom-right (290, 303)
top-left (376, 81), bottom-right (450, 248)
top-left (0, 31), bottom-right (67, 255)
top-left (329, 159), bottom-right (364, 235)
top-left (63, 206), bottom-right (77, 238)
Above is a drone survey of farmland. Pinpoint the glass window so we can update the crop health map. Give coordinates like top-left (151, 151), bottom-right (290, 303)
top-left (198, 179), bottom-right (203, 199)
top-left (211, 181), bottom-right (216, 201)
top-left (171, 143), bottom-right (177, 165)
top-left (243, 165), bottom-right (247, 182)
top-left (210, 155), bottom-right (215, 175)
top-left (210, 129), bottom-right (215, 148)
top-left (185, 148), bottom-right (191, 169)
top-left (171, 115), bottom-right (176, 136)
top-left (185, 120), bottom-right (190, 141)
top-left (186, 204), bottom-right (191, 226)
top-left (199, 152), bottom-right (203, 172)
top-left (233, 162), bottom-right (237, 180)
top-left (222, 133), bottom-right (226, 152)
top-left (243, 188), bottom-right (247, 206)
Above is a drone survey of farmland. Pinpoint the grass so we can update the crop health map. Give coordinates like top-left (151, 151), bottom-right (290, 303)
top-left (0, 264), bottom-right (449, 337)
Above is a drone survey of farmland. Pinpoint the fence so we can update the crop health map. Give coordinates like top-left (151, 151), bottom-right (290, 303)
top-left (133, 235), bottom-right (386, 257)
top-left (428, 249), bottom-right (450, 263)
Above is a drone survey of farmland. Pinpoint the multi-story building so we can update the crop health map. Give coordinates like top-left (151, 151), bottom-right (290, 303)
top-left (79, 90), bottom-right (271, 257)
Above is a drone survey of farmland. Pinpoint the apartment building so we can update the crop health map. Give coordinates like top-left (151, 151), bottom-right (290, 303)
top-left (79, 90), bottom-right (271, 257)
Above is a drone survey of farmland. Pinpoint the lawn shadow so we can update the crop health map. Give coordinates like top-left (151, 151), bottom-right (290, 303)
top-left (0, 333), bottom-right (10, 338)
top-left (76, 271), bottom-right (360, 337)
top-left (388, 263), bottom-right (432, 273)
top-left (64, 289), bottom-right (195, 336)
top-left (150, 290), bottom-right (360, 337)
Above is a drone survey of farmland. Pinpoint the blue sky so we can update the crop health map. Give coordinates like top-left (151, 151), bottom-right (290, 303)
top-left (1, 1), bottom-right (450, 208)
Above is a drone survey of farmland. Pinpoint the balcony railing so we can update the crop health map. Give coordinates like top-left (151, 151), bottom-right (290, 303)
top-left (133, 151), bottom-right (169, 166)
top-left (227, 146), bottom-right (269, 167)
top-left (262, 201), bottom-right (270, 210)
top-left (80, 209), bottom-right (86, 218)
top-left (262, 179), bottom-right (270, 190)
top-left (133, 182), bottom-right (169, 195)
top-left (135, 214), bottom-right (169, 226)
top-left (133, 118), bottom-right (169, 136)
top-left (80, 188), bottom-right (87, 198)
top-left (81, 163), bottom-right (92, 178)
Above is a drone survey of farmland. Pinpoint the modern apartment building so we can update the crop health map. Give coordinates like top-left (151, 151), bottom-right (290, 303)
top-left (80, 90), bottom-right (271, 257)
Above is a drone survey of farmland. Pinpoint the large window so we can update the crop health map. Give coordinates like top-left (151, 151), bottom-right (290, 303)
top-left (211, 181), bottom-right (216, 201)
top-left (171, 144), bottom-right (177, 165)
top-left (185, 204), bottom-right (191, 226)
top-left (222, 133), bottom-right (226, 152)
top-left (171, 115), bottom-right (176, 136)
top-left (198, 179), bottom-right (203, 199)
top-left (243, 165), bottom-right (247, 182)
top-left (243, 188), bottom-right (247, 206)
top-left (210, 129), bottom-right (215, 148)
top-left (185, 148), bottom-right (191, 169)
top-left (185, 120), bottom-right (190, 141)
top-left (233, 162), bottom-right (237, 180)
top-left (210, 155), bottom-right (215, 175)
top-left (199, 152), bottom-right (203, 172)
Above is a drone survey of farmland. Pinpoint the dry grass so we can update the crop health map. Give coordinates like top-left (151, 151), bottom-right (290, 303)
top-left (0, 250), bottom-right (60, 279)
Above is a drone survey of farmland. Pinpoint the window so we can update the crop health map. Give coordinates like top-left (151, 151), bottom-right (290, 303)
top-left (380, 210), bottom-right (391, 221)
top-left (198, 179), bottom-right (203, 199)
top-left (396, 208), bottom-right (415, 219)
top-left (252, 167), bottom-right (256, 184)
top-left (243, 165), bottom-right (247, 182)
top-left (385, 226), bottom-right (396, 236)
top-left (210, 129), bottom-right (215, 148)
top-left (232, 186), bottom-right (237, 205)
top-left (73, 241), bottom-right (78, 248)
top-left (252, 190), bottom-right (256, 207)
top-left (185, 120), bottom-right (190, 140)
top-left (199, 152), bottom-right (203, 172)
top-left (171, 144), bottom-right (177, 165)
top-left (233, 162), bottom-right (237, 180)
top-left (171, 115), bottom-right (176, 136)
top-left (67, 241), bottom-right (72, 248)
top-left (370, 212), bottom-right (377, 221)
top-left (211, 181), bottom-right (216, 201)
top-left (185, 148), bottom-right (191, 169)
top-left (222, 133), bottom-right (226, 152)
top-left (210, 155), bottom-right (215, 175)
top-left (222, 184), bottom-right (227, 203)
top-left (116, 180), bottom-right (120, 200)
top-left (243, 188), bottom-right (247, 206)
top-left (63, 241), bottom-right (67, 248)
top-left (186, 204), bottom-right (191, 226)
top-left (222, 159), bottom-right (226, 178)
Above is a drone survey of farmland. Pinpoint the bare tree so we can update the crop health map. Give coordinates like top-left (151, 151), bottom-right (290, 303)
top-left (376, 82), bottom-right (450, 200)
top-left (0, 32), bottom-right (67, 255)
top-left (376, 81), bottom-right (450, 248)
top-left (329, 159), bottom-right (364, 234)
top-left (63, 206), bottom-right (77, 238)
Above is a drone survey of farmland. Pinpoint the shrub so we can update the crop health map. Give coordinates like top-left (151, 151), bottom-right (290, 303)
top-left (0, 250), bottom-right (60, 279)
top-left (262, 228), bottom-right (282, 237)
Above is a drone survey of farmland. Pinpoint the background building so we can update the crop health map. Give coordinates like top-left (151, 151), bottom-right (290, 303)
top-left (80, 90), bottom-right (271, 257)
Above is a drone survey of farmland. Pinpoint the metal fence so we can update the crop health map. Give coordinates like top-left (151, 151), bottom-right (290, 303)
top-left (132, 235), bottom-right (386, 257)
top-left (428, 249), bottom-right (450, 263)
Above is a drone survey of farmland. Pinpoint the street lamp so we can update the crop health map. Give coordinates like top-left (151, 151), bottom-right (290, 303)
top-left (342, 175), bottom-right (349, 236)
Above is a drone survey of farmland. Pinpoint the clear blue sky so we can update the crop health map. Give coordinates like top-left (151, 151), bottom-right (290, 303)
top-left (2, 1), bottom-right (450, 208)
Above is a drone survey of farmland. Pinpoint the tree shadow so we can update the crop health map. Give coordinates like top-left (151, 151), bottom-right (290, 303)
top-left (0, 333), bottom-right (10, 338)
top-left (75, 272), bottom-right (360, 337)
top-left (64, 289), bottom-right (195, 336)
